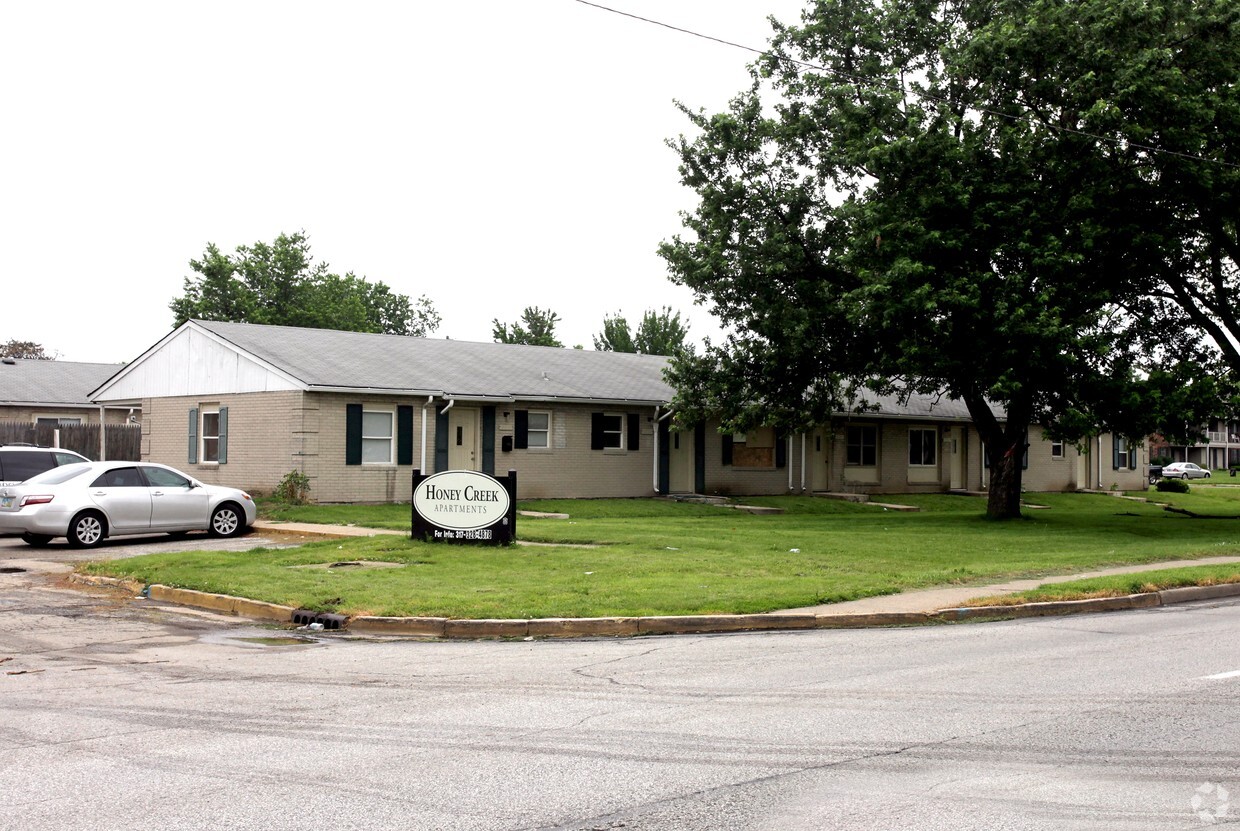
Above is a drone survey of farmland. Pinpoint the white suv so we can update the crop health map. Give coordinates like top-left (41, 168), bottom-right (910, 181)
top-left (0, 444), bottom-right (90, 487)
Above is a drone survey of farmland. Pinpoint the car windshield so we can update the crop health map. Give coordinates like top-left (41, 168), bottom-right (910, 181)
top-left (23, 463), bottom-right (94, 485)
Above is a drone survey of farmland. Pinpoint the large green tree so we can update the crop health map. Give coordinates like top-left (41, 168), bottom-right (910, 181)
top-left (966, 0), bottom-right (1240, 372)
top-left (594, 313), bottom-right (636, 353)
top-left (594, 307), bottom-right (690, 356)
top-left (169, 232), bottom-right (441, 337)
top-left (493, 306), bottom-right (563, 347)
top-left (660, 0), bottom-right (1195, 519)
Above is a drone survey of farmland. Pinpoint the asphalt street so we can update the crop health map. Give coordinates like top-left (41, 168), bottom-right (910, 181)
top-left (1, 533), bottom-right (1238, 831)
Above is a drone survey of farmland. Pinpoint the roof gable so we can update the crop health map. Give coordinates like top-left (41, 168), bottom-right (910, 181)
top-left (92, 324), bottom-right (305, 401)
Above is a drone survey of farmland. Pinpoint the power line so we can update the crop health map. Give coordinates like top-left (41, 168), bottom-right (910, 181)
top-left (574, 0), bottom-right (1239, 171)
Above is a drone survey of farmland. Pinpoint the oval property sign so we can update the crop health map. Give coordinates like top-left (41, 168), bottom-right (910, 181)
top-left (411, 469), bottom-right (517, 544)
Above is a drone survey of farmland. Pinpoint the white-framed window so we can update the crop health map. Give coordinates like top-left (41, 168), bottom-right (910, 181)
top-left (1114, 436), bottom-right (1135, 470)
top-left (362, 410), bottom-right (394, 464)
top-left (527, 411), bottom-right (551, 448)
top-left (908, 428), bottom-right (937, 466)
top-left (601, 413), bottom-right (624, 449)
top-left (846, 425), bottom-right (877, 466)
top-left (1051, 440), bottom-right (1065, 459)
top-left (201, 408), bottom-right (220, 464)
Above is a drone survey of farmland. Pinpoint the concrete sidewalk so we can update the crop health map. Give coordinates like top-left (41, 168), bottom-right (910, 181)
top-left (779, 555), bottom-right (1240, 615)
top-left (253, 519), bottom-right (405, 538)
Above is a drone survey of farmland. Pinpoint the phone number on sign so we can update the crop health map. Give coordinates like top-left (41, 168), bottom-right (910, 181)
top-left (433, 529), bottom-right (493, 541)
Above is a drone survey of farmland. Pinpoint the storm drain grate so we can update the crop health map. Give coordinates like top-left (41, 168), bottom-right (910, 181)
top-left (0, 567), bottom-right (27, 574)
top-left (292, 609), bottom-right (347, 630)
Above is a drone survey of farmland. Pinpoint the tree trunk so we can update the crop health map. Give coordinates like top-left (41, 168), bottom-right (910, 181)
top-left (986, 436), bottom-right (1025, 520)
top-left (961, 391), bottom-right (1029, 520)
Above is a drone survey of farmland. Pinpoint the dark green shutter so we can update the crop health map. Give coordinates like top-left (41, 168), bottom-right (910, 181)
top-left (397, 405), bottom-right (414, 465)
top-left (346, 404), bottom-right (362, 465)
top-left (187, 408), bottom-right (198, 464)
top-left (1129, 440), bottom-right (1138, 470)
top-left (775, 431), bottom-right (788, 468)
top-left (514, 410), bottom-right (529, 450)
top-left (217, 407), bottom-right (228, 465)
top-left (627, 413), bottom-right (640, 451)
top-left (435, 408), bottom-right (449, 472)
top-left (722, 434), bottom-right (733, 466)
top-left (482, 407), bottom-right (496, 475)
top-left (1112, 437), bottom-right (1120, 470)
top-left (591, 413), bottom-right (605, 450)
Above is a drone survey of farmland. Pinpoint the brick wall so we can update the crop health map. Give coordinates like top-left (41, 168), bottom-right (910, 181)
top-left (494, 405), bottom-right (658, 499)
top-left (140, 390), bottom-right (1153, 502)
top-left (143, 391), bottom-right (303, 494)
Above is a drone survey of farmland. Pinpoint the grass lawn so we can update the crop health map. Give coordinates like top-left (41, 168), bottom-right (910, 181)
top-left (1127, 483), bottom-right (1240, 517)
top-left (79, 488), bottom-right (1240, 620)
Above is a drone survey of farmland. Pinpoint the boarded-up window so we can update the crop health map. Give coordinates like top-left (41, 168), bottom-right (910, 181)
top-left (731, 427), bottom-right (775, 468)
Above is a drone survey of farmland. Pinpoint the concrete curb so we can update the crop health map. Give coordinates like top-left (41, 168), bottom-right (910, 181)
top-left (68, 575), bottom-right (1240, 639)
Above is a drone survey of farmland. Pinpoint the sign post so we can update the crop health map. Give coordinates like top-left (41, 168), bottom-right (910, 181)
top-left (410, 469), bottom-right (517, 545)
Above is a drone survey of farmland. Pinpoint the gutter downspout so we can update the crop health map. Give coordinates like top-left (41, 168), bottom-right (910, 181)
top-left (99, 405), bottom-right (106, 460)
top-left (800, 433), bottom-right (807, 493)
top-left (1097, 435), bottom-right (1103, 490)
top-left (420, 396), bottom-right (434, 471)
top-left (788, 435), bottom-right (794, 492)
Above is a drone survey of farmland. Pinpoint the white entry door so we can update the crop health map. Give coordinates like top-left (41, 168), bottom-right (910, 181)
top-left (810, 430), bottom-right (831, 492)
top-left (948, 428), bottom-right (965, 490)
top-left (448, 408), bottom-right (479, 471)
top-left (669, 430), bottom-right (695, 493)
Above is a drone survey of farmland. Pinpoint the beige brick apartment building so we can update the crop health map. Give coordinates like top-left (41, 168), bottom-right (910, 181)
top-left (89, 320), bottom-right (1149, 502)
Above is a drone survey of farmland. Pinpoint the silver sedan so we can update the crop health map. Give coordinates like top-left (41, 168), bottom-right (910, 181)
top-left (0, 461), bottom-right (256, 548)
top-left (1161, 461), bottom-right (1212, 480)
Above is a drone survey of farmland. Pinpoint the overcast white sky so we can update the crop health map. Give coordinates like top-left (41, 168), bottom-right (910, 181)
top-left (1, 0), bottom-right (808, 363)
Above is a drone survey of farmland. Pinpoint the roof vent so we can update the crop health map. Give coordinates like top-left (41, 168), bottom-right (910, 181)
top-left (542, 371), bottom-right (550, 381)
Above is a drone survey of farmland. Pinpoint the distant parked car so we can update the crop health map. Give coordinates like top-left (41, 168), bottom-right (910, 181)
top-left (0, 461), bottom-right (255, 548)
top-left (0, 444), bottom-right (89, 487)
top-left (1161, 462), bottom-right (1212, 480)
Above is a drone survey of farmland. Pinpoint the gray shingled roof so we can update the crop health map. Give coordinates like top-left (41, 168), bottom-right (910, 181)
top-left (0, 359), bottom-right (124, 407)
top-left (195, 320), bottom-right (676, 404)
top-left (849, 388), bottom-right (998, 421)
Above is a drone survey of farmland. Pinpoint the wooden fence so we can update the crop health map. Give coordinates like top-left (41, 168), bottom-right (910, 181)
top-left (0, 421), bottom-right (141, 462)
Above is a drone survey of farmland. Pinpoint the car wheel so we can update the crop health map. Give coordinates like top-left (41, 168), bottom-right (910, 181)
top-left (68, 512), bottom-right (106, 548)
top-left (21, 532), bottom-right (52, 547)
top-left (209, 503), bottom-right (245, 538)
top-left (1149, 474), bottom-right (1158, 485)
